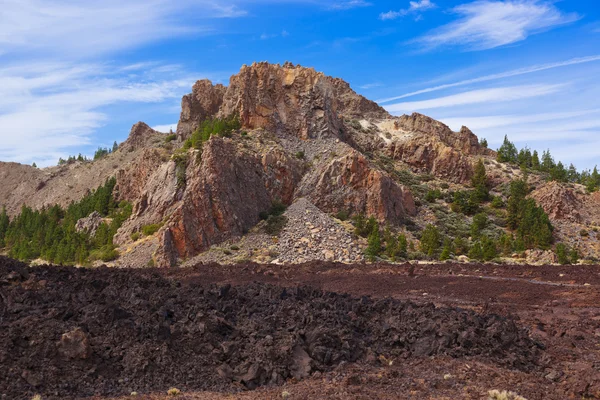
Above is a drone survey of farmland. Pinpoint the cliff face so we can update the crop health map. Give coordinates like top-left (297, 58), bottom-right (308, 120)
top-left (0, 62), bottom-right (526, 267)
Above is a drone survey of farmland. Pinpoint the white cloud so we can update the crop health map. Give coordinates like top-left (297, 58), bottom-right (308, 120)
top-left (440, 109), bottom-right (600, 131)
top-left (0, 62), bottom-right (201, 166)
top-left (385, 83), bottom-right (564, 112)
top-left (328, 1), bottom-right (372, 10)
top-left (377, 55), bottom-right (600, 103)
top-left (152, 123), bottom-right (179, 133)
top-left (359, 83), bottom-right (382, 89)
top-left (0, 0), bottom-right (245, 58)
top-left (380, 0), bottom-right (436, 20)
top-left (260, 30), bottom-right (290, 40)
top-left (414, 0), bottom-right (579, 51)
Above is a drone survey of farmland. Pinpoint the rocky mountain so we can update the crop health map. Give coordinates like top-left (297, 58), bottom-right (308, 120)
top-left (1, 62), bottom-right (598, 267)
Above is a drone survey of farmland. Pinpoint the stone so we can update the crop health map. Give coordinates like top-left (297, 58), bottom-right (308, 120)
top-left (57, 328), bottom-right (91, 359)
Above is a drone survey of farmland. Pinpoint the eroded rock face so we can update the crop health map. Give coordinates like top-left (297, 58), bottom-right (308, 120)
top-left (388, 137), bottom-right (475, 183)
top-left (392, 114), bottom-right (488, 156)
top-left (75, 211), bottom-right (103, 236)
top-left (177, 62), bottom-right (387, 142)
top-left (298, 149), bottom-right (416, 223)
top-left (531, 181), bottom-right (582, 222)
top-left (176, 80), bottom-right (226, 140)
top-left (121, 122), bottom-right (163, 152)
top-left (380, 113), bottom-right (493, 183)
top-left (155, 138), bottom-right (304, 265)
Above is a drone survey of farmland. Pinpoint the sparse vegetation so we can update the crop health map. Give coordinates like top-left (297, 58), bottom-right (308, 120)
top-left (295, 151), bottom-right (305, 159)
top-left (164, 133), bottom-right (177, 143)
top-left (167, 387), bottom-right (181, 396)
top-left (184, 114), bottom-right (242, 150)
top-left (0, 178), bottom-right (131, 265)
top-left (141, 223), bottom-right (163, 236)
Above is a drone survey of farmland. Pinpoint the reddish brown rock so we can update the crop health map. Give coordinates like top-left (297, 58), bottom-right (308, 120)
top-left (120, 122), bottom-right (163, 152)
top-left (57, 328), bottom-right (91, 360)
top-left (176, 80), bottom-right (226, 140)
top-left (155, 137), bottom-right (304, 266)
top-left (530, 181), bottom-right (582, 223)
top-left (298, 149), bottom-right (416, 223)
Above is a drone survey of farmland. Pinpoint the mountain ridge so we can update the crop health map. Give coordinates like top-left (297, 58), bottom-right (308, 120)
top-left (1, 62), bottom-right (598, 267)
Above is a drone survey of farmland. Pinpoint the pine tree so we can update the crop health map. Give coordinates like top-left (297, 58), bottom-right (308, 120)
top-left (397, 233), bottom-right (408, 259)
top-left (471, 159), bottom-right (489, 203)
top-left (556, 243), bottom-right (569, 265)
top-left (470, 213), bottom-right (488, 238)
top-left (365, 224), bottom-right (381, 262)
top-left (531, 150), bottom-right (540, 170)
top-left (112, 141), bottom-right (119, 152)
top-left (439, 238), bottom-right (452, 261)
top-left (32, 162), bottom-right (37, 168)
top-left (497, 135), bottom-right (518, 163)
top-left (420, 224), bottom-right (441, 258)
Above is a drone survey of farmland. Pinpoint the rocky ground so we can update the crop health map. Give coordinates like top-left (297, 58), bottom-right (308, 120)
top-left (2, 257), bottom-right (600, 399)
top-left (187, 198), bottom-right (364, 265)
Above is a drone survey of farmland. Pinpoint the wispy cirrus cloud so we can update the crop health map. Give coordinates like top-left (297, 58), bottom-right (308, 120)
top-left (377, 55), bottom-right (600, 103)
top-left (413, 0), bottom-right (580, 51)
top-left (384, 83), bottom-right (564, 113)
top-left (0, 62), bottom-right (208, 166)
top-left (380, 0), bottom-right (436, 21)
top-left (328, 0), bottom-right (372, 10)
top-left (0, 0), bottom-right (249, 58)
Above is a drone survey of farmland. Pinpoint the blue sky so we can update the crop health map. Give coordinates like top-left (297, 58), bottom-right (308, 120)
top-left (1, 0), bottom-right (599, 169)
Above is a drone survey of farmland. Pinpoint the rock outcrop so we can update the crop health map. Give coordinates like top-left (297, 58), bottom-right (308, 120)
top-left (531, 182), bottom-right (582, 222)
top-left (176, 80), bottom-right (226, 140)
top-left (298, 149), bottom-right (416, 223)
top-left (75, 211), bottom-right (103, 236)
top-left (120, 122), bottom-right (163, 152)
top-left (377, 113), bottom-right (493, 183)
top-left (154, 137), bottom-right (304, 265)
top-left (176, 62), bottom-right (388, 142)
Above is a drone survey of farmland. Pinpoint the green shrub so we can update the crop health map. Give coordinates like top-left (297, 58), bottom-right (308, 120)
top-left (491, 196), bottom-right (504, 209)
top-left (556, 243), bottom-right (569, 265)
top-left (142, 223), bottom-right (162, 236)
top-left (334, 210), bottom-right (349, 221)
top-left (130, 232), bottom-right (141, 242)
top-left (295, 151), bottom-right (305, 159)
top-left (188, 115), bottom-right (241, 149)
top-left (580, 229), bottom-right (589, 237)
top-left (164, 134), bottom-right (177, 143)
top-left (425, 189), bottom-right (442, 203)
top-left (420, 224), bottom-right (441, 258)
top-left (230, 245), bottom-right (240, 251)
top-left (172, 150), bottom-right (188, 189)
top-left (365, 224), bottom-right (381, 262)
top-left (90, 245), bottom-right (119, 262)
top-left (353, 214), bottom-right (378, 238)
top-left (265, 215), bottom-right (288, 235)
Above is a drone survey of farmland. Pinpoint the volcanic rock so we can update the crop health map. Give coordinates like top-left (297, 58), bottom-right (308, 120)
top-left (75, 211), bottom-right (103, 236)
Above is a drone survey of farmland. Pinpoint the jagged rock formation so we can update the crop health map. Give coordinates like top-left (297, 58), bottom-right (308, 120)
top-left (379, 113), bottom-right (492, 183)
top-left (75, 211), bottom-right (104, 236)
top-left (297, 150), bottom-right (416, 224)
top-left (176, 80), bottom-right (226, 140)
top-left (531, 181), bottom-right (582, 222)
top-left (4, 61), bottom-right (593, 267)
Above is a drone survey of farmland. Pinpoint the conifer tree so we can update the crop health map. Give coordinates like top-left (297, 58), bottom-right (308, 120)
top-left (471, 159), bottom-right (489, 203)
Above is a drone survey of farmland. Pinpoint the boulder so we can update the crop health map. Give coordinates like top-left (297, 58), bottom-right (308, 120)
top-left (75, 211), bottom-right (103, 236)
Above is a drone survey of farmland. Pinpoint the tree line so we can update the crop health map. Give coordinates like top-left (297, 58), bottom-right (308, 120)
top-left (354, 159), bottom-right (575, 263)
top-left (497, 135), bottom-right (600, 192)
top-left (0, 177), bottom-right (131, 265)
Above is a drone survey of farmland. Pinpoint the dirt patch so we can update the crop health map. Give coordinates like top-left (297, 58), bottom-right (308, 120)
top-left (0, 257), bottom-right (539, 400)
